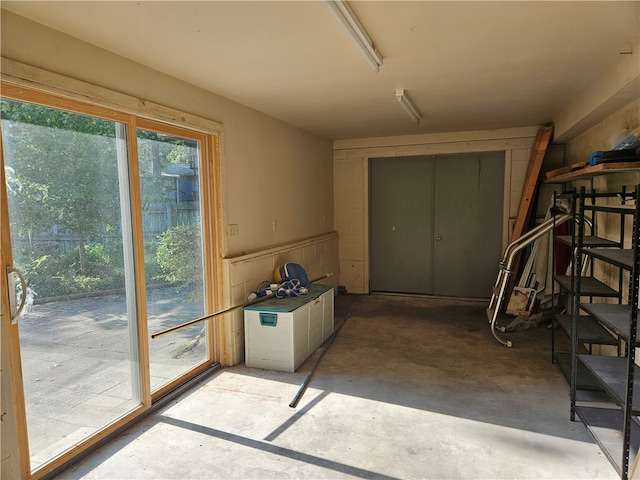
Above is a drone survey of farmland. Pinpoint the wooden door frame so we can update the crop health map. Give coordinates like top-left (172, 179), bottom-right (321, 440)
top-left (1, 117), bottom-right (31, 479)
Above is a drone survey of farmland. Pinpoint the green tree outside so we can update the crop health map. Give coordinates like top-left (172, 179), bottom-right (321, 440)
top-left (2, 99), bottom-right (201, 300)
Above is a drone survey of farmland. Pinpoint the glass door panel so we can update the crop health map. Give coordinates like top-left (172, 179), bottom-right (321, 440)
top-left (1, 99), bottom-right (141, 470)
top-left (136, 128), bottom-right (208, 393)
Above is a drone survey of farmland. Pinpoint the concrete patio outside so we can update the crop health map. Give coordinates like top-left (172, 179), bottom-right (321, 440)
top-left (16, 286), bottom-right (206, 470)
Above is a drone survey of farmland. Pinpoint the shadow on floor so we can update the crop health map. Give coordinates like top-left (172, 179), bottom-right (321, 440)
top-left (54, 293), bottom-right (615, 480)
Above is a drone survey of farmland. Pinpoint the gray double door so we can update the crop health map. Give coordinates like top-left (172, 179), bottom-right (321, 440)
top-left (370, 152), bottom-right (504, 298)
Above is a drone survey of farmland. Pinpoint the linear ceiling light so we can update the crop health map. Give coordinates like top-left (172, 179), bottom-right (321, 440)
top-left (395, 89), bottom-right (422, 124)
top-left (324, 0), bottom-right (383, 72)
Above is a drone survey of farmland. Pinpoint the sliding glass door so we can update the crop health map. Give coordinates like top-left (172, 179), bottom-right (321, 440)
top-left (2, 98), bottom-right (142, 471)
top-left (136, 123), bottom-right (209, 394)
top-left (1, 85), bottom-right (216, 476)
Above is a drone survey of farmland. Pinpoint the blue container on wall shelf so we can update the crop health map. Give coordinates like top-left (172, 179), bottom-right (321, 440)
top-left (589, 151), bottom-right (604, 165)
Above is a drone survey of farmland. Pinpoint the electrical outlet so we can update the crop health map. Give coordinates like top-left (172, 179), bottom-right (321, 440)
top-left (228, 224), bottom-right (239, 237)
top-left (272, 220), bottom-right (277, 232)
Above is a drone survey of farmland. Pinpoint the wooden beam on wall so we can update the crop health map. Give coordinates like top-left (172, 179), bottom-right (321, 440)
top-left (511, 125), bottom-right (554, 241)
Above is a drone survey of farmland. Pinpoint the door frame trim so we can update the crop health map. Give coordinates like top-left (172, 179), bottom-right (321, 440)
top-left (1, 120), bottom-right (31, 479)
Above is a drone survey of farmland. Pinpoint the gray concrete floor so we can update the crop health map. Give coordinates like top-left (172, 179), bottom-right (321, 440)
top-left (54, 294), bottom-right (616, 479)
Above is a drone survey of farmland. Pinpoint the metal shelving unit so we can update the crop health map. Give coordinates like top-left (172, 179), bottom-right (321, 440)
top-left (551, 190), bottom-right (621, 393)
top-left (569, 185), bottom-right (640, 479)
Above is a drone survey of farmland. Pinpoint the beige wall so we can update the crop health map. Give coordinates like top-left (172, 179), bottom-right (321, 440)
top-left (565, 98), bottom-right (640, 173)
top-left (563, 98), bottom-right (640, 205)
top-left (332, 126), bottom-right (542, 294)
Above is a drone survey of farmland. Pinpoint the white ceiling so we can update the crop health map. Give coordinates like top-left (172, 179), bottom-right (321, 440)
top-left (2, 1), bottom-right (639, 141)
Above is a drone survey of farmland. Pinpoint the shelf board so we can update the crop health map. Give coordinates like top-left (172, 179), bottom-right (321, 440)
top-left (579, 355), bottom-right (640, 411)
top-left (555, 275), bottom-right (619, 297)
top-left (554, 352), bottom-right (606, 391)
top-left (555, 235), bottom-right (573, 247)
top-left (556, 235), bottom-right (621, 248)
top-left (555, 314), bottom-right (619, 345)
top-left (583, 204), bottom-right (637, 215)
top-left (578, 303), bottom-right (637, 344)
top-left (544, 161), bottom-right (640, 183)
top-left (583, 248), bottom-right (635, 270)
top-left (575, 405), bottom-right (640, 477)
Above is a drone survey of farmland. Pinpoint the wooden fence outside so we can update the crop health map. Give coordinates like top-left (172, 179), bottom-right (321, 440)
top-left (29, 202), bottom-right (199, 253)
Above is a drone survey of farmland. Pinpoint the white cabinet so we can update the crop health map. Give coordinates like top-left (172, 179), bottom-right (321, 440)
top-left (243, 284), bottom-right (334, 372)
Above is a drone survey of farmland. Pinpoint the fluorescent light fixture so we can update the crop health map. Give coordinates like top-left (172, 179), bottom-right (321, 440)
top-left (395, 89), bottom-right (422, 124)
top-left (324, 0), bottom-right (383, 72)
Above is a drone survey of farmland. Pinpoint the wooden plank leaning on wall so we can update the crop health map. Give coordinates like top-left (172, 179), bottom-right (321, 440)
top-left (511, 124), bottom-right (554, 242)
top-left (503, 124), bottom-right (554, 304)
